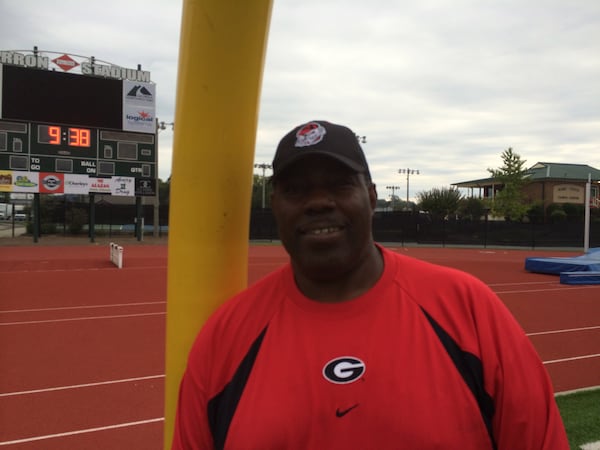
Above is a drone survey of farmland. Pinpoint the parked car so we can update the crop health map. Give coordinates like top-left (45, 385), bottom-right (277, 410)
top-left (14, 213), bottom-right (27, 221)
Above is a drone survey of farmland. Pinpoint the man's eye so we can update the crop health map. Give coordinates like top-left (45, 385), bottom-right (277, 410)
top-left (282, 184), bottom-right (303, 196)
top-left (332, 178), bottom-right (356, 189)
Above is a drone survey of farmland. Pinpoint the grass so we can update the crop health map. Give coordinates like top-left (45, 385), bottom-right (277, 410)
top-left (556, 388), bottom-right (600, 449)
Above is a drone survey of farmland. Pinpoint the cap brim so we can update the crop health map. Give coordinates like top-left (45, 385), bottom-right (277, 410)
top-left (272, 151), bottom-right (365, 180)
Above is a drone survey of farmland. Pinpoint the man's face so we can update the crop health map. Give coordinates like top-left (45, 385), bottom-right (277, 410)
top-left (271, 155), bottom-right (377, 281)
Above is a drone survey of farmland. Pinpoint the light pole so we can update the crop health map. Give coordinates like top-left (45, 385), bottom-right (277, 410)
top-left (155, 119), bottom-right (174, 237)
top-left (254, 163), bottom-right (272, 209)
top-left (386, 185), bottom-right (401, 211)
top-left (398, 168), bottom-right (420, 210)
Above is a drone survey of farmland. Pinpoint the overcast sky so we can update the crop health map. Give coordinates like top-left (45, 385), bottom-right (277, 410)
top-left (2, 0), bottom-right (599, 200)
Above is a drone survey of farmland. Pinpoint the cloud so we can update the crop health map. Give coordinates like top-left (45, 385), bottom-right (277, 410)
top-left (2, 0), bottom-right (599, 199)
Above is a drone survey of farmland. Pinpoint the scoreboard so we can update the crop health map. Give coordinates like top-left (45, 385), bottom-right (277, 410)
top-left (1, 121), bottom-right (156, 177)
top-left (0, 52), bottom-right (157, 196)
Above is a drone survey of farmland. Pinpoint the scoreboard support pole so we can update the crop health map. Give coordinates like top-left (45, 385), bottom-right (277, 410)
top-left (33, 194), bottom-right (40, 243)
top-left (135, 196), bottom-right (143, 241)
top-left (89, 194), bottom-right (96, 243)
top-left (164, 1), bottom-right (273, 448)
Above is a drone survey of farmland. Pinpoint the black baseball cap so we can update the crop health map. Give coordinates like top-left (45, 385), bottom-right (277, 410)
top-left (272, 120), bottom-right (371, 181)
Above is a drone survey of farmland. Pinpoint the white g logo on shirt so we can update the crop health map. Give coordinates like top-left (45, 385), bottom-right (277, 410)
top-left (323, 357), bottom-right (366, 384)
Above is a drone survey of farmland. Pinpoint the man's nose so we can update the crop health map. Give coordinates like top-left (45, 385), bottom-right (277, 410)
top-left (304, 186), bottom-right (335, 211)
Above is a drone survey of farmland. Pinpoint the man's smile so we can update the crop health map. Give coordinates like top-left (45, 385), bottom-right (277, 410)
top-left (306, 226), bottom-right (342, 235)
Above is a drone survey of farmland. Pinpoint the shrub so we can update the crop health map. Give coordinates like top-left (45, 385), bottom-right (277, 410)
top-left (526, 202), bottom-right (544, 224)
top-left (550, 209), bottom-right (567, 223)
top-left (67, 208), bottom-right (88, 234)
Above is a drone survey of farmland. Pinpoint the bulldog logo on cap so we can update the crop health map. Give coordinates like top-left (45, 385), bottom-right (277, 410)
top-left (295, 122), bottom-right (327, 148)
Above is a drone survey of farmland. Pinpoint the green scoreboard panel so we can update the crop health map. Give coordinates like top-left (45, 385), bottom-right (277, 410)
top-left (0, 121), bottom-right (29, 170)
top-left (0, 120), bottom-right (156, 179)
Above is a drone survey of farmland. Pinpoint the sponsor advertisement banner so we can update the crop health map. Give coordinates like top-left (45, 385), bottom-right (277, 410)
top-left (123, 80), bottom-right (155, 106)
top-left (89, 177), bottom-right (112, 194)
top-left (0, 170), bottom-right (152, 196)
top-left (12, 171), bottom-right (39, 193)
top-left (123, 105), bottom-right (155, 134)
top-left (135, 178), bottom-right (156, 196)
top-left (0, 171), bottom-right (12, 192)
top-left (39, 173), bottom-right (64, 194)
top-left (64, 174), bottom-right (90, 194)
top-left (111, 176), bottom-right (135, 196)
top-left (123, 80), bottom-right (156, 134)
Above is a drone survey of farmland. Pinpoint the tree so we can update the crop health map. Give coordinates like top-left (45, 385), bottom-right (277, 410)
top-left (67, 207), bottom-right (87, 234)
top-left (526, 201), bottom-right (544, 224)
top-left (457, 197), bottom-right (487, 221)
top-left (487, 148), bottom-right (529, 221)
top-left (376, 198), bottom-right (391, 210)
top-left (158, 177), bottom-right (170, 205)
top-left (417, 187), bottom-right (462, 219)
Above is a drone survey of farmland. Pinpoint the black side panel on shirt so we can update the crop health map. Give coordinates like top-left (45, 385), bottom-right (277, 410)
top-left (207, 326), bottom-right (268, 450)
top-left (420, 306), bottom-right (497, 450)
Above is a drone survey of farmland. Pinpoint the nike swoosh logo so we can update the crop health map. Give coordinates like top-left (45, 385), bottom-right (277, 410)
top-left (336, 404), bottom-right (359, 418)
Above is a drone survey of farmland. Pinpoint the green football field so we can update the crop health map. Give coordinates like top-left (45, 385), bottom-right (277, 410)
top-left (557, 388), bottom-right (600, 449)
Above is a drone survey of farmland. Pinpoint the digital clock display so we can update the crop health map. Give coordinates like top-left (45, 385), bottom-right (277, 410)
top-left (38, 125), bottom-right (91, 147)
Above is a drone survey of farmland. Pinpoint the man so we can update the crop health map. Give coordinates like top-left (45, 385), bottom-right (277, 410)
top-left (172, 120), bottom-right (568, 450)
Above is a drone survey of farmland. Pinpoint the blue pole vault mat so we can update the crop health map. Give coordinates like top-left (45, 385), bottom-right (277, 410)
top-left (559, 271), bottom-right (600, 285)
top-left (525, 248), bottom-right (600, 275)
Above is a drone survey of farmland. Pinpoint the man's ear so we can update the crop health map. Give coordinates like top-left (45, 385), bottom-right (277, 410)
top-left (369, 183), bottom-right (377, 210)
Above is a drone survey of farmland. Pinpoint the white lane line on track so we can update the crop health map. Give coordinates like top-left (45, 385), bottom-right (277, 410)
top-left (2, 310), bottom-right (597, 338)
top-left (0, 312), bottom-right (165, 326)
top-left (0, 301), bottom-right (166, 314)
top-left (0, 265), bottom-right (167, 274)
top-left (487, 281), bottom-right (559, 287)
top-left (555, 385), bottom-right (600, 396)
top-left (495, 285), bottom-right (600, 294)
top-left (3, 349), bottom-right (596, 393)
top-left (0, 418), bottom-right (164, 446)
top-left (527, 325), bottom-right (600, 336)
top-left (543, 353), bottom-right (600, 365)
top-left (0, 375), bottom-right (165, 398)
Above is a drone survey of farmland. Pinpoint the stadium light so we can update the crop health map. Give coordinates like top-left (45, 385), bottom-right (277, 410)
top-left (398, 168), bottom-right (420, 210)
top-left (386, 185), bottom-right (401, 210)
top-left (158, 121), bottom-right (174, 131)
top-left (254, 163), bottom-right (272, 209)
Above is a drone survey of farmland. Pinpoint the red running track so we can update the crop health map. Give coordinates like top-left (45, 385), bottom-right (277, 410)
top-left (0, 244), bottom-right (598, 449)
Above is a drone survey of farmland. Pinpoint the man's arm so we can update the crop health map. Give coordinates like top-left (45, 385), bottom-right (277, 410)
top-left (171, 366), bottom-right (214, 450)
top-left (477, 290), bottom-right (569, 450)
